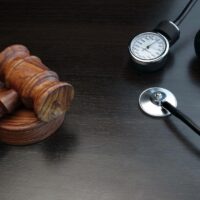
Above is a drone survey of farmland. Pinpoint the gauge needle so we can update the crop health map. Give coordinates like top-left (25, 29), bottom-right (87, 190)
top-left (146, 39), bottom-right (159, 49)
top-left (140, 47), bottom-right (154, 56)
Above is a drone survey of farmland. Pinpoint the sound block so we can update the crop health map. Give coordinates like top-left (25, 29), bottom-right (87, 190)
top-left (0, 109), bottom-right (65, 145)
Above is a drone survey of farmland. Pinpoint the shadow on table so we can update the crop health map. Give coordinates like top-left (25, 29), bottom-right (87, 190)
top-left (0, 125), bottom-right (79, 163)
top-left (164, 118), bottom-right (200, 158)
top-left (0, 143), bottom-right (11, 160)
top-left (188, 57), bottom-right (200, 87)
top-left (124, 53), bottom-right (174, 86)
top-left (41, 125), bottom-right (79, 162)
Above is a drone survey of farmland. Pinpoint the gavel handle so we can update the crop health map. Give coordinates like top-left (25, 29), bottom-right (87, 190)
top-left (161, 101), bottom-right (200, 135)
top-left (0, 88), bottom-right (19, 117)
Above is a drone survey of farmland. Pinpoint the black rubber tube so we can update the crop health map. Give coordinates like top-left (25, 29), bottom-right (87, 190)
top-left (161, 101), bottom-right (200, 135)
top-left (173, 0), bottom-right (198, 26)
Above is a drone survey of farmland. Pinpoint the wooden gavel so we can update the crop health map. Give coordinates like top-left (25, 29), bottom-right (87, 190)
top-left (0, 45), bottom-right (74, 122)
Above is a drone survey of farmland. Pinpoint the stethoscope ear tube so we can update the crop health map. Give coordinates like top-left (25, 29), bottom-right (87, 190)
top-left (161, 101), bottom-right (200, 135)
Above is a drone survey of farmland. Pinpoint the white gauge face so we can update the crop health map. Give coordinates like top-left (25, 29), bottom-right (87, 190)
top-left (129, 32), bottom-right (169, 63)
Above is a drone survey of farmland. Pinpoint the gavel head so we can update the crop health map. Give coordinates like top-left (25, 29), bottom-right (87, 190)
top-left (0, 45), bottom-right (74, 122)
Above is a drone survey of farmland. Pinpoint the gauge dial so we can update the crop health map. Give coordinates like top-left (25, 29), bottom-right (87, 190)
top-left (129, 32), bottom-right (169, 64)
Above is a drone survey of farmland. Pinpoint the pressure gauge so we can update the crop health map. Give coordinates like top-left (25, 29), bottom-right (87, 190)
top-left (129, 32), bottom-right (169, 71)
top-left (129, 20), bottom-right (180, 72)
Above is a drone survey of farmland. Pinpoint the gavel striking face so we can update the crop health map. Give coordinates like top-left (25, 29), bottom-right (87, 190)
top-left (0, 45), bottom-right (74, 122)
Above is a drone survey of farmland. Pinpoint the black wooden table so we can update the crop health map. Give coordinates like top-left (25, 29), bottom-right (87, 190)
top-left (0, 0), bottom-right (200, 199)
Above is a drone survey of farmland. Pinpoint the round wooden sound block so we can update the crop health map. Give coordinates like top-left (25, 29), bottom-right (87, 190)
top-left (0, 108), bottom-right (65, 145)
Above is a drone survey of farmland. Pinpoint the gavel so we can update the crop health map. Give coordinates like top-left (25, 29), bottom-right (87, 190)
top-left (0, 45), bottom-right (74, 122)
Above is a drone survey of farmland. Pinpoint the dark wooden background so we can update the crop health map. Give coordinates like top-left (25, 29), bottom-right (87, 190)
top-left (0, 0), bottom-right (200, 199)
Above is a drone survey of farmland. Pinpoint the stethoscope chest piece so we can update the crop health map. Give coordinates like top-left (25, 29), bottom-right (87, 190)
top-left (139, 87), bottom-right (177, 117)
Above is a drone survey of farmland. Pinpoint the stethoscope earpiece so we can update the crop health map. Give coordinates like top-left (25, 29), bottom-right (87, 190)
top-left (194, 29), bottom-right (200, 58)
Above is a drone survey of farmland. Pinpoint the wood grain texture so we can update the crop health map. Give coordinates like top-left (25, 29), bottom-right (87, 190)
top-left (0, 45), bottom-right (74, 122)
top-left (0, 88), bottom-right (19, 116)
top-left (0, 109), bottom-right (65, 145)
top-left (0, 0), bottom-right (200, 200)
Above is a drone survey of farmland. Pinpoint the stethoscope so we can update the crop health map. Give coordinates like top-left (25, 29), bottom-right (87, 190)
top-left (129, 0), bottom-right (198, 72)
top-left (131, 1), bottom-right (200, 136)
top-left (139, 87), bottom-right (200, 136)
